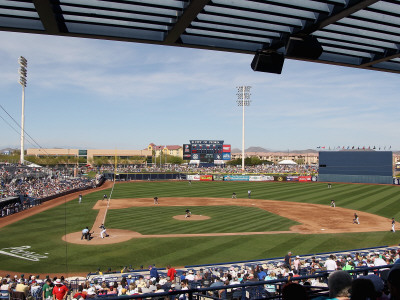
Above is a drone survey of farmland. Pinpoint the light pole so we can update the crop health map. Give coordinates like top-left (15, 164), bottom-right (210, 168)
top-left (164, 146), bottom-right (167, 166)
top-left (18, 56), bottom-right (27, 165)
top-left (236, 86), bottom-right (251, 173)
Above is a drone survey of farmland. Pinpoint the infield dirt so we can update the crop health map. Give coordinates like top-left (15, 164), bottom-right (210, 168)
top-left (62, 196), bottom-right (391, 245)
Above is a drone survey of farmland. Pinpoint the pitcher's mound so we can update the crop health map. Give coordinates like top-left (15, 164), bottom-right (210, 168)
top-left (173, 215), bottom-right (210, 221)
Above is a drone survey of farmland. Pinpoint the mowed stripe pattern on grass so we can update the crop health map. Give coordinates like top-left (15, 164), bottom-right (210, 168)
top-left (105, 205), bottom-right (299, 234)
top-left (110, 181), bottom-right (400, 219)
top-left (0, 181), bottom-right (399, 274)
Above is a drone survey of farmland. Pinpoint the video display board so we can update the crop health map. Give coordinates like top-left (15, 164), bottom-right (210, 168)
top-left (318, 151), bottom-right (393, 184)
top-left (184, 140), bottom-right (231, 163)
top-left (319, 151), bottom-right (392, 176)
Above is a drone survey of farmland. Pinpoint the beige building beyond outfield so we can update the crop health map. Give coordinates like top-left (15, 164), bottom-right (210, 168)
top-left (26, 148), bottom-right (152, 162)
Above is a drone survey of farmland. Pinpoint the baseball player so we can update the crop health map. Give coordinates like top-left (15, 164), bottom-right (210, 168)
top-left (103, 194), bottom-right (108, 201)
top-left (353, 213), bottom-right (359, 224)
top-left (248, 190), bottom-right (251, 199)
top-left (392, 218), bottom-right (396, 232)
top-left (330, 200), bottom-right (335, 207)
top-left (78, 194), bottom-right (82, 204)
top-left (99, 223), bottom-right (109, 238)
top-left (185, 209), bottom-right (191, 218)
top-left (154, 196), bottom-right (159, 204)
top-left (232, 192), bottom-right (237, 199)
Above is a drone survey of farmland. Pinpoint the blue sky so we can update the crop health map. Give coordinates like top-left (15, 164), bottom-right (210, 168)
top-left (0, 31), bottom-right (399, 151)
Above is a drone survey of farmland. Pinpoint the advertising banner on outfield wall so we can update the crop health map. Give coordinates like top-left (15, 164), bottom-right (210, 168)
top-left (187, 175), bottom-right (200, 181)
top-left (299, 176), bottom-right (312, 182)
top-left (249, 175), bottom-right (274, 181)
top-left (274, 176), bottom-right (287, 182)
top-left (200, 175), bottom-right (213, 181)
top-left (286, 176), bottom-right (299, 181)
top-left (224, 175), bottom-right (250, 181)
top-left (213, 174), bottom-right (224, 181)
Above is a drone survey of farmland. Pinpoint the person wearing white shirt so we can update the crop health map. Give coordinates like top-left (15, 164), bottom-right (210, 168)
top-left (324, 255), bottom-right (337, 271)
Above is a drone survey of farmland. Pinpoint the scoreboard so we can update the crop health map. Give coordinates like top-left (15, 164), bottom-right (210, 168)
top-left (183, 140), bottom-right (231, 163)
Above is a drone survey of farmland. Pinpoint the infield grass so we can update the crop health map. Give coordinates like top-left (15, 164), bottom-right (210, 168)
top-left (0, 181), bottom-right (400, 274)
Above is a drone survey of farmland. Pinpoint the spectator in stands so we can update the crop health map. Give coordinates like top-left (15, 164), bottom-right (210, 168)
top-left (327, 270), bottom-right (352, 300)
top-left (284, 252), bottom-right (292, 270)
top-left (73, 285), bottom-right (86, 299)
top-left (282, 282), bottom-right (309, 300)
top-left (167, 265), bottom-right (177, 282)
top-left (135, 276), bottom-right (146, 289)
top-left (179, 279), bottom-right (189, 300)
top-left (350, 278), bottom-right (376, 300)
top-left (210, 277), bottom-right (223, 288)
top-left (294, 256), bottom-right (301, 271)
top-left (388, 267), bottom-right (400, 300)
top-left (265, 271), bottom-right (278, 296)
top-left (325, 255), bottom-right (338, 272)
top-left (52, 279), bottom-right (68, 300)
top-left (15, 279), bottom-right (29, 296)
top-left (0, 279), bottom-right (10, 292)
top-left (374, 253), bottom-right (387, 267)
top-left (149, 265), bottom-right (159, 282)
top-left (186, 270), bottom-right (195, 281)
top-left (257, 266), bottom-right (267, 280)
top-left (342, 260), bottom-right (355, 271)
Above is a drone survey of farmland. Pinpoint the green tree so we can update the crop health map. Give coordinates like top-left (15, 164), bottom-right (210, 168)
top-left (250, 156), bottom-right (262, 165)
top-left (226, 158), bottom-right (241, 166)
top-left (167, 155), bottom-right (183, 165)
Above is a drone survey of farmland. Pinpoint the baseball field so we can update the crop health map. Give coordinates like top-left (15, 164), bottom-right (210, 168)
top-left (0, 180), bottom-right (399, 275)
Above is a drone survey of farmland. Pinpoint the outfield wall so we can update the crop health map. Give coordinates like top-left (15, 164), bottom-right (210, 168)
top-left (106, 173), bottom-right (315, 182)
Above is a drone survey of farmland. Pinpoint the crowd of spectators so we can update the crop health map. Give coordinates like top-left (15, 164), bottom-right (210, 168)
top-left (98, 164), bottom-right (318, 175)
top-left (0, 163), bottom-right (103, 218)
top-left (0, 248), bottom-right (399, 300)
top-left (0, 164), bottom-right (99, 200)
top-left (0, 274), bottom-right (69, 300)
top-left (81, 248), bottom-right (399, 299)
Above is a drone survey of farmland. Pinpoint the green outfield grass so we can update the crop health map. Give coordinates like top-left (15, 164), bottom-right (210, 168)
top-left (106, 206), bottom-right (298, 234)
top-left (0, 181), bottom-right (399, 274)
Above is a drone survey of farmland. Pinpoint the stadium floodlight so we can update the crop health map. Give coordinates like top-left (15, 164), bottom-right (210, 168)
top-left (18, 56), bottom-right (28, 164)
top-left (236, 86), bottom-right (251, 172)
top-left (164, 146), bottom-right (168, 166)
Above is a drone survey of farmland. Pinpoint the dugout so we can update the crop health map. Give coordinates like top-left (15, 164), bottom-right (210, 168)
top-left (318, 151), bottom-right (393, 184)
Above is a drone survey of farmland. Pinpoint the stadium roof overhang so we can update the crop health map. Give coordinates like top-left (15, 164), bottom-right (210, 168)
top-left (1, 0), bottom-right (400, 74)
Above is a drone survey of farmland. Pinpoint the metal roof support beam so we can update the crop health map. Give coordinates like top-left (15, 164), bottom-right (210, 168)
top-left (294, 0), bottom-right (380, 37)
top-left (33, 0), bottom-right (64, 34)
top-left (360, 48), bottom-right (400, 67)
top-left (164, 0), bottom-right (211, 44)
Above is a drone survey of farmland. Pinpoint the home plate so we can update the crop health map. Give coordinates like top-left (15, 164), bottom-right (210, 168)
top-left (321, 229), bottom-right (325, 231)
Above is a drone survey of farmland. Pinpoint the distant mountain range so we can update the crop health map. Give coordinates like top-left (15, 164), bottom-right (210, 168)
top-left (232, 146), bottom-right (318, 153)
top-left (2, 146), bottom-right (398, 155)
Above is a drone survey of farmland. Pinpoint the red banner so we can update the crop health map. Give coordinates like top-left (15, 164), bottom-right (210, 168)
top-left (299, 176), bottom-right (312, 182)
top-left (223, 145), bottom-right (231, 152)
top-left (200, 175), bottom-right (213, 181)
